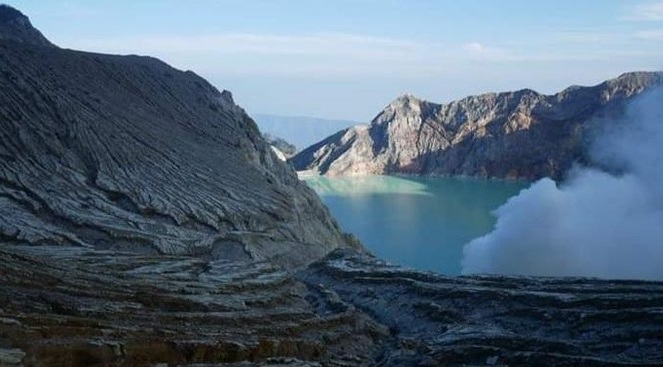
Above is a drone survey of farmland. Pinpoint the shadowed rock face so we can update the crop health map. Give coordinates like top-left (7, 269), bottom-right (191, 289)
top-left (0, 4), bottom-right (54, 47)
top-left (291, 73), bottom-right (663, 180)
top-left (0, 6), bottom-right (354, 266)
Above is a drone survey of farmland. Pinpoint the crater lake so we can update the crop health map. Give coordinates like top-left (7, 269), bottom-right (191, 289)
top-left (305, 176), bottom-right (529, 275)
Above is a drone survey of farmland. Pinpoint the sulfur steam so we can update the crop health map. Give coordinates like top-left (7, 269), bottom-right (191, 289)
top-left (462, 88), bottom-right (663, 280)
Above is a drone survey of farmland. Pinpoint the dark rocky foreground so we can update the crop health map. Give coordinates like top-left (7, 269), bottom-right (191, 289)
top-left (291, 72), bottom-right (663, 180)
top-left (1, 246), bottom-right (662, 366)
top-left (1, 5), bottom-right (662, 366)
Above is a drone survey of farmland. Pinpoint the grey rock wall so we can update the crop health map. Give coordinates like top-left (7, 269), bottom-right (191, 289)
top-left (0, 6), bottom-right (355, 267)
top-left (292, 72), bottom-right (663, 180)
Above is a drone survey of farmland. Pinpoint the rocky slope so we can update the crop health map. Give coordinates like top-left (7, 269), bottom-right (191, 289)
top-left (0, 4), bottom-right (53, 47)
top-left (263, 133), bottom-right (297, 161)
top-left (292, 73), bottom-right (663, 179)
top-left (0, 6), bottom-right (359, 268)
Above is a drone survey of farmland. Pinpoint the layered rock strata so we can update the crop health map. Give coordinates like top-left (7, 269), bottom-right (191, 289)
top-left (1, 247), bottom-right (662, 366)
top-left (0, 5), bottom-right (354, 267)
top-left (292, 73), bottom-right (663, 180)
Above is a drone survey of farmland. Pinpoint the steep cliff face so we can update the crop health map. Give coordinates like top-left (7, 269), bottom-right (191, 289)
top-left (0, 6), bottom-right (354, 267)
top-left (292, 73), bottom-right (663, 180)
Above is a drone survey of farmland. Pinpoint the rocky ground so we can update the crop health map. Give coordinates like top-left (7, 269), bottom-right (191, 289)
top-left (2, 246), bottom-right (662, 366)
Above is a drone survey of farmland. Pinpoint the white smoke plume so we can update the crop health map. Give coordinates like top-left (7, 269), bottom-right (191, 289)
top-left (462, 88), bottom-right (663, 280)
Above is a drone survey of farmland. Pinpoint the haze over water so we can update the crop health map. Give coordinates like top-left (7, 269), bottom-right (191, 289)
top-left (305, 176), bottom-right (528, 275)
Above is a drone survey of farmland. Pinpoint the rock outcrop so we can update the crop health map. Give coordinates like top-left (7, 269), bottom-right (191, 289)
top-left (0, 4), bottom-right (54, 47)
top-left (0, 5), bottom-right (354, 267)
top-left (291, 73), bottom-right (663, 179)
top-left (263, 133), bottom-right (297, 161)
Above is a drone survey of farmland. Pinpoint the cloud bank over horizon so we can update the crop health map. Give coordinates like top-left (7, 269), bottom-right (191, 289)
top-left (10, 0), bottom-right (662, 120)
top-left (462, 88), bottom-right (663, 280)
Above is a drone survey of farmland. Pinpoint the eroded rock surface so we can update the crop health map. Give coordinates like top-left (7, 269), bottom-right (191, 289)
top-left (0, 4), bottom-right (53, 48)
top-left (1, 247), bottom-right (662, 366)
top-left (301, 250), bottom-right (663, 366)
top-left (292, 73), bottom-right (663, 180)
top-left (0, 6), bottom-right (355, 267)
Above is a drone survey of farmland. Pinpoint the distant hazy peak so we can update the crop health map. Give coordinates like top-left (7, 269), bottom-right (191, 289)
top-left (0, 4), bottom-right (55, 48)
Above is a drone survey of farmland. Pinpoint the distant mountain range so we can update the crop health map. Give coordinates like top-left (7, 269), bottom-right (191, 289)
top-left (253, 114), bottom-right (357, 150)
top-left (291, 72), bottom-right (663, 180)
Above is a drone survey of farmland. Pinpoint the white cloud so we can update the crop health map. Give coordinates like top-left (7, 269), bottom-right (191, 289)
top-left (625, 1), bottom-right (663, 21)
top-left (635, 28), bottom-right (663, 40)
top-left (58, 32), bottom-right (441, 77)
top-left (461, 42), bottom-right (512, 61)
top-left (55, 31), bottom-right (663, 79)
top-left (462, 89), bottom-right (663, 280)
top-left (63, 33), bottom-right (422, 59)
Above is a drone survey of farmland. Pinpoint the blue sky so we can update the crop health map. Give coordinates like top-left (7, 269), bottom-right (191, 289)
top-left (6, 0), bottom-right (663, 120)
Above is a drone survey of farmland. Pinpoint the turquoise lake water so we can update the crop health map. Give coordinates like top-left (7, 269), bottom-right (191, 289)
top-left (305, 176), bottom-right (529, 275)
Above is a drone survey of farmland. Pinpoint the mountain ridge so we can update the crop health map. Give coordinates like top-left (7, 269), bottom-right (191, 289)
top-left (0, 5), bottom-right (356, 267)
top-left (0, 4), bottom-right (54, 47)
top-left (292, 71), bottom-right (663, 179)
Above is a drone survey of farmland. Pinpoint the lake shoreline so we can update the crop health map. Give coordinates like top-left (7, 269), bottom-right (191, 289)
top-left (297, 171), bottom-right (534, 184)
top-left (303, 175), bottom-right (529, 275)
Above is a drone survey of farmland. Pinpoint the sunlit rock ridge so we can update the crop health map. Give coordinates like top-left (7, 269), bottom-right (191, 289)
top-left (292, 73), bottom-right (663, 179)
top-left (1, 5), bottom-right (663, 366)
